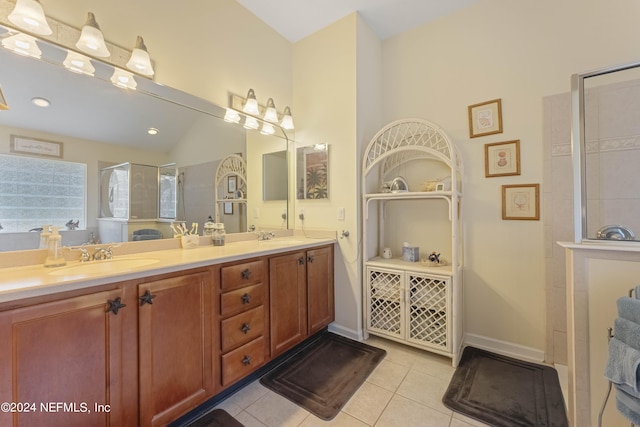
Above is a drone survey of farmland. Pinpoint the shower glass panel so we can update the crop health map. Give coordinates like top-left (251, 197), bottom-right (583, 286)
top-left (573, 62), bottom-right (640, 242)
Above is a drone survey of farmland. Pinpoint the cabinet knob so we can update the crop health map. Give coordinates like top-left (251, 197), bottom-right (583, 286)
top-left (241, 269), bottom-right (252, 280)
top-left (307, 254), bottom-right (314, 263)
top-left (139, 290), bottom-right (156, 306)
top-left (106, 297), bottom-right (126, 315)
top-left (241, 293), bottom-right (251, 304)
top-left (298, 257), bottom-right (305, 265)
top-left (242, 355), bottom-right (252, 365)
top-left (241, 323), bottom-right (251, 334)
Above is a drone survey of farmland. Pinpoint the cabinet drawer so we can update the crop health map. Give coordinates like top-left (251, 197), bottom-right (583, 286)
top-left (221, 336), bottom-right (266, 387)
top-left (220, 283), bottom-right (264, 316)
top-left (221, 306), bottom-right (264, 352)
top-left (221, 260), bottom-right (265, 291)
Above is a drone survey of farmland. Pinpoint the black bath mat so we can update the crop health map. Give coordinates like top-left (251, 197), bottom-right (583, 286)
top-left (260, 332), bottom-right (386, 420)
top-left (187, 409), bottom-right (243, 427)
top-left (443, 346), bottom-right (568, 427)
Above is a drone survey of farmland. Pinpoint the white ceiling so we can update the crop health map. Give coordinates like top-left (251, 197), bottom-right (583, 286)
top-left (236, 0), bottom-right (480, 42)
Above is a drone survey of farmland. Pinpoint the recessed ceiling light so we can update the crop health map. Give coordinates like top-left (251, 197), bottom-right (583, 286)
top-left (31, 97), bottom-right (50, 107)
top-left (147, 127), bottom-right (159, 135)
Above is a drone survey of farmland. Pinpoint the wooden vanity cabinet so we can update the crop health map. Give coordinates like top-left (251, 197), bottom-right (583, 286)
top-left (0, 286), bottom-right (138, 427)
top-left (137, 269), bottom-right (215, 427)
top-left (270, 245), bottom-right (334, 358)
top-left (218, 258), bottom-right (269, 389)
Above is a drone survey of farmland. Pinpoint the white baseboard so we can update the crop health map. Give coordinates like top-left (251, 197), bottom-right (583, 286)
top-left (463, 333), bottom-right (545, 363)
top-left (328, 323), bottom-right (363, 341)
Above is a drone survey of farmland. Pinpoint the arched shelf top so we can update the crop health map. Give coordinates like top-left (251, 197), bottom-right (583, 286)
top-left (362, 119), bottom-right (462, 178)
top-left (215, 154), bottom-right (247, 189)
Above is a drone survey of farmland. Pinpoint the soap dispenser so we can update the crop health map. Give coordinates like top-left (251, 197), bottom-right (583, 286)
top-left (39, 224), bottom-right (51, 249)
top-left (44, 227), bottom-right (66, 268)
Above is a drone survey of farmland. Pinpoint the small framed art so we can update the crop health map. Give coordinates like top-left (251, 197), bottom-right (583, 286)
top-left (224, 202), bottom-right (234, 215)
top-left (228, 175), bottom-right (237, 193)
top-left (485, 140), bottom-right (520, 177)
top-left (468, 98), bottom-right (503, 138)
top-left (502, 184), bottom-right (540, 220)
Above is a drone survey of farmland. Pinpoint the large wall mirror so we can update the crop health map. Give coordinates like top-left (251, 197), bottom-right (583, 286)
top-left (0, 23), bottom-right (291, 251)
top-left (572, 62), bottom-right (640, 242)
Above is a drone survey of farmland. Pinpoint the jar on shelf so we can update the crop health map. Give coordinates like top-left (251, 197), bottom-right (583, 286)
top-left (212, 223), bottom-right (225, 246)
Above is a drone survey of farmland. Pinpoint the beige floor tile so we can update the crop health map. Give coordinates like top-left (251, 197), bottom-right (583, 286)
top-left (374, 395), bottom-right (452, 427)
top-left (410, 351), bottom-right (456, 382)
top-left (342, 381), bottom-right (394, 425)
top-left (235, 410), bottom-right (268, 427)
top-left (246, 391), bottom-right (310, 427)
top-left (299, 411), bottom-right (371, 426)
top-left (396, 368), bottom-right (452, 415)
top-left (226, 381), bottom-right (270, 409)
top-left (212, 399), bottom-right (242, 417)
top-left (366, 359), bottom-right (410, 392)
top-left (364, 337), bottom-right (419, 367)
top-left (451, 412), bottom-right (493, 427)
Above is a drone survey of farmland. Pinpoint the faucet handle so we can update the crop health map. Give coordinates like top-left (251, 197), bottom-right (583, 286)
top-left (67, 246), bottom-right (91, 262)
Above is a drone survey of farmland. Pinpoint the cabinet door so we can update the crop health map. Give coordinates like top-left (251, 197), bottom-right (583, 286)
top-left (406, 273), bottom-right (450, 351)
top-left (269, 251), bottom-right (307, 357)
top-left (138, 271), bottom-right (214, 427)
top-left (0, 288), bottom-right (134, 427)
top-left (366, 266), bottom-right (404, 339)
top-left (307, 246), bottom-right (334, 335)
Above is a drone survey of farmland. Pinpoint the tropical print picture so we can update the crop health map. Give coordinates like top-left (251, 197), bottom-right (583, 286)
top-left (296, 145), bottom-right (329, 199)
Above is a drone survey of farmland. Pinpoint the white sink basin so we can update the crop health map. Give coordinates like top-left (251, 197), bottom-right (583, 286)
top-left (48, 258), bottom-right (160, 276)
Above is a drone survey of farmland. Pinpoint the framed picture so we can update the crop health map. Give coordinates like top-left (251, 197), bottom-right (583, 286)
top-left (227, 175), bottom-right (237, 193)
top-left (10, 135), bottom-right (63, 158)
top-left (223, 202), bottom-right (233, 215)
top-left (485, 140), bottom-right (520, 177)
top-left (468, 98), bottom-right (503, 138)
top-left (502, 184), bottom-right (540, 220)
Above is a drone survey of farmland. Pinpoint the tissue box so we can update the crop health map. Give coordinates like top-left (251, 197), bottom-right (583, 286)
top-left (402, 246), bottom-right (420, 262)
top-left (180, 235), bottom-right (199, 249)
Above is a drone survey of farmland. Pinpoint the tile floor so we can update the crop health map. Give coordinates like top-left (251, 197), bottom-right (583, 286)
top-left (213, 336), bottom-right (491, 427)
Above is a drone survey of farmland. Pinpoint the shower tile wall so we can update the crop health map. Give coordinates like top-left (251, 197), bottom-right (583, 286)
top-left (543, 79), bottom-right (640, 364)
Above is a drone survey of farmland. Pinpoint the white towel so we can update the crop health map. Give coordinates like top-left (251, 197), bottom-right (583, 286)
top-left (605, 337), bottom-right (640, 395)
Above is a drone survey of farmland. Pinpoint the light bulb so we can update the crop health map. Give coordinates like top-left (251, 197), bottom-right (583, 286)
top-left (8, 0), bottom-right (52, 36)
top-left (76, 12), bottom-right (110, 58)
top-left (242, 89), bottom-right (259, 115)
top-left (263, 98), bottom-right (278, 122)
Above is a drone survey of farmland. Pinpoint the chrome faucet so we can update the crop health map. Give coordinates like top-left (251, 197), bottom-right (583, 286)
top-left (93, 246), bottom-right (113, 261)
top-left (256, 231), bottom-right (275, 241)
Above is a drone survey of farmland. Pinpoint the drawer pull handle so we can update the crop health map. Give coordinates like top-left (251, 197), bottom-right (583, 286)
top-left (241, 293), bottom-right (252, 304)
top-left (298, 257), bottom-right (305, 265)
top-left (106, 297), bottom-right (126, 315)
top-left (241, 323), bottom-right (251, 334)
top-left (241, 269), bottom-right (252, 280)
top-left (242, 355), bottom-right (252, 365)
top-left (307, 254), bottom-right (314, 263)
top-left (139, 290), bottom-right (156, 306)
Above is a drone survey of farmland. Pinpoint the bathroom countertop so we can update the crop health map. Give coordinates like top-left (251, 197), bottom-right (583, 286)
top-left (0, 236), bottom-right (336, 305)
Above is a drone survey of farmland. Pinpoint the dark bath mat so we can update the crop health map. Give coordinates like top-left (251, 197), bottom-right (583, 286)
top-left (186, 409), bottom-right (243, 427)
top-left (260, 332), bottom-right (386, 420)
top-left (443, 346), bottom-right (568, 427)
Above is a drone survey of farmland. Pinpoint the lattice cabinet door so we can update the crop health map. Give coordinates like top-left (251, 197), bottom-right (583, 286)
top-left (366, 267), bottom-right (404, 339)
top-left (406, 272), bottom-right (451, 352)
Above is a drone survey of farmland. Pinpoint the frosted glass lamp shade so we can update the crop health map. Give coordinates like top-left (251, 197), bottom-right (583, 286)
top-left (260, 122), bottom-right (275, 135)
top-left (263, 98), bottom-right (278, 122)
top-left (243, 116), bottom-right (259, 130)
top-left (281, 106), bottom-right (294, 130)
top-left (8, 0), bottom-right (52, 36)
top-left (126, 36), bottom-right (154, 76)
top-left (76, 12), bottom-right (110, 57)
top-left (224, 109), bottom-right (241, 124)
top-left (2, 33), bottom-right (42, 58)
top-left (63, 51), bottom-right (95, 76)
top-left (110, 68), bottom-right (137, 90)
top-left (242, 89), bottom-right (259, 115)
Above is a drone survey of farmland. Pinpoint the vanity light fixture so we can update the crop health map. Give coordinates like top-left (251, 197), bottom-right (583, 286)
top-left (1, 33), bottom-right (42, 58)
top-left (63, 50), bottom-right (95, 76)
top-left (8, 0), bottom-right (52, 36)
top-left (126, 36), bottom-right (154, 77)
top-left (281, 106), bottom-right (294, 130)
top-left (260, 122), bottom-right (275, 135)
top-left (243, 116), bottom-right (259, 130)
top-left (0, 86), bottom-right (8, 110)
top-left (31, 97), bottom-right (50, 107)
top-left (242, 88), bottom-right (259, 115)
top-left (263, 98), bottom-right (278, 122)
top-left (76, 12), bottom-right (110, 58)
top-left (224, 108), bottom-right (241, 124)
top-left (110, 68), bottom-right (137, 90)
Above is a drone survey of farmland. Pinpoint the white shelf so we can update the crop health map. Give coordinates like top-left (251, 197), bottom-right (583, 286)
top-left (366, 257), bottom-right (453, 276)
top-left (363, 191), bottom-right (454, 200)
top-left (216, 199), bottom-right (247, 204)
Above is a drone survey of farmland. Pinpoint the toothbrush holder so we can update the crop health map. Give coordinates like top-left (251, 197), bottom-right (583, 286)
top-left (180, 235), bottom-right (199, 249)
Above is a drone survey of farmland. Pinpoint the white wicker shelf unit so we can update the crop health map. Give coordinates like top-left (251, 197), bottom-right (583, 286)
top-left (361, 119), bottom-right (463, 366)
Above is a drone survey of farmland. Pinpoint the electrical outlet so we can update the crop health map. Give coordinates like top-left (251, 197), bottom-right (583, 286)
top-left (337, 207), bottom-right (345, 221)
top-left (253, 208), bottom-right (259, 218)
